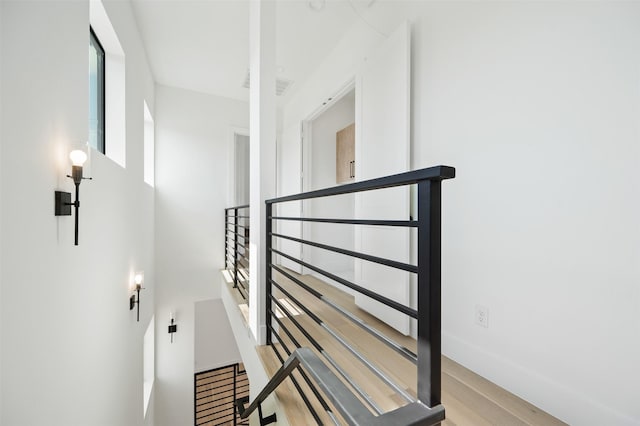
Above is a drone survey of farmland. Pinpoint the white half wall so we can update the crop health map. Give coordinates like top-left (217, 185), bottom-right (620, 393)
top-left (279, 2), bottom-right (640, 424)
top-left (1, 1), bottom-right (156, 425)
top-left (154, 84), bottom-right (248, 426)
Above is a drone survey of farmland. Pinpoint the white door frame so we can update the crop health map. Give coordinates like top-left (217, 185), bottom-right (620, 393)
top-left (227, 127), bottom-right (250, 208)
top-left (300, 79), bottom-right (356, 273)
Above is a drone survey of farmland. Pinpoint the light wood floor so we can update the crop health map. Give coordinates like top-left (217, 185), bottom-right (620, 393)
top-left (251, 269), bottom-right (567, 426)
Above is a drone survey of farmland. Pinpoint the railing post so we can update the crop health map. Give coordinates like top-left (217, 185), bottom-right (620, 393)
top-left (416, 179), bottom-right (442, 408)
top-left (225, 209), bottom-right (229, 270)
top-left (233, 363), bottom-right (238, 426)
top-left (234, 207), bottom-right (239, 289)
top-left (265, 201), bottom-right (273, 345)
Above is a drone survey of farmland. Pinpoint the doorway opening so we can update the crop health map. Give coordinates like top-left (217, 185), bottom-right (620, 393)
top-left (302, 87), bottom-right (356, 287)
top-left (234, 132), bottom-right (250, 206)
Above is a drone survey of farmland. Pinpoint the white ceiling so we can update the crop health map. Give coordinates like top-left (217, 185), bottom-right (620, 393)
top-left (130, 0), bottom-right (375, 103)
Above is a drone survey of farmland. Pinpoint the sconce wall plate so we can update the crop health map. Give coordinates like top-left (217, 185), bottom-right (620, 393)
top-left (54, 191), bottom-right (72, 216)
top-left (168, 317), bottom-right (177, 343)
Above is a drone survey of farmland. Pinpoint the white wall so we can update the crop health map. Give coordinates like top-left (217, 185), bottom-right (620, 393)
top-left (194, 299), bottom-right (242, 372)
top-left (0, 2), bottom-right (4, 419)
top-left (279, 2), bottom-right (640, 425)
top-left (307, 92), bottom-right (355, 280)
top-left (154, 84), bottom-right (248, 426)
top-left (0, 1), bottom-right (155, 425)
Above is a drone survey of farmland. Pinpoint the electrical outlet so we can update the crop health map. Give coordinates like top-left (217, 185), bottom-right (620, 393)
top-left (475, 305), bottom-right (489, 328)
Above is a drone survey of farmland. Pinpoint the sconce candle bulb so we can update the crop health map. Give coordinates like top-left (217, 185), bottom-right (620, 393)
top-left (69, 150), bottom-right (87, 166)
top-left (134, 273), bottom-right (144, 286)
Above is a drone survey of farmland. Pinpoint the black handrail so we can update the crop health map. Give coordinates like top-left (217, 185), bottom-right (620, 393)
top-left (266, 165), bottom-right (454, 204)
top-left (237, 348), bottom-right (445, 426)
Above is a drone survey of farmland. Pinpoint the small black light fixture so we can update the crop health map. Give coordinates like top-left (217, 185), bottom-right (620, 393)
top-left (129, 272), bottom-right (144, 322)
top-left (168, 311), bottom-right (178, 343)
top-left (54, 150), bottom-right (92, 246)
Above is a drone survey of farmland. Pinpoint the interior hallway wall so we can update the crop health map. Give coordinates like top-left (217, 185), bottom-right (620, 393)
top-left (154, 84), bottom-right (248, 426)
top-left (279, 2), bottom-right (640, 424)
top-left (0, 1), bottom-right (156, 424)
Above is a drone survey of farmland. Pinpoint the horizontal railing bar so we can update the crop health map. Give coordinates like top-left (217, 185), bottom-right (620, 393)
top-left (270, 216), bottom-right (418, 227)
top-left (271, 264), bottom-right (418, 364)
top-left (270, 290), bottom-right (382, 414)
top-left (225, 229), bottom-right (249, 240)
top-left (271, 232), bottom-right (418, 274)
top-left (195, 403), bottom-right (235, 419)
top-left (266, 166), bottom-right (454, 204)
top-left (271, 248), bottom-right (417, 319)
top-left (226, 256), bottom-right (246, 268)
top-left (235, 285), bottom-right (247, 300)
top-left (195, 382), bottom-right (234, 395)
top-left (196, 388), bottom-right (236, 403)
top-left (197, 394), bottom-right (242, 410)
top-left (197, 412), bottom-right (234, 424)
top-left (224, 204), bottom-right (250, 211)
top-left (271, 278), bottom-right (414, 404)
top-left (195, 370), bottom-right (232, 381)
top-left (270, 316), bottom-right (334, 414)
top-left (230, 249), bottom-right (250, 263)
top-left (226, 223), bottom-right (250, 230)
top-left (268, 325), bottom-right (326, 425)
top-left (226, 254), bottom-right (249, 268)
top-left (226, 245), bottom-right (249, 257)
top-left (196, 376), bottom-right (235, 388)
top-left (195, 364), bottom-right (237, 377)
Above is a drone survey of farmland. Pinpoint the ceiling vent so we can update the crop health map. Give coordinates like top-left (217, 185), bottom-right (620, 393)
top-left (242, 71), bottom-right (293, 96)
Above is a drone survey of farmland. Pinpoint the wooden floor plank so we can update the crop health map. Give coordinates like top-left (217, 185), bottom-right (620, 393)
top-left (442, 357), bottom-right (567, 426)
top-left (442, 372), bottom-right (527, 426)
top-left (247, 270), bottom-right (565, 426)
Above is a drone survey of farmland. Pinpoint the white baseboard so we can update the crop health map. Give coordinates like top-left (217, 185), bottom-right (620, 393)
top-left (442, 331), bottom-right (639, 426)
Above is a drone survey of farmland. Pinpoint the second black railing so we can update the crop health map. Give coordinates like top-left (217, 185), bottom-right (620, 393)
top-left (225, 205), bottom-right (250, 302)
top-left (257, 165), bottom-right (455, 425)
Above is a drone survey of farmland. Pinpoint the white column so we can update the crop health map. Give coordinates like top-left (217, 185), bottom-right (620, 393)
top-left (249, 0), bottom-right (276, 345)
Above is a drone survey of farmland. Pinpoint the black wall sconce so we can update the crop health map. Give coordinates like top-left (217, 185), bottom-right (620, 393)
top-left (168, 311), bottom-right (178, 343)
top-left (129, 272), bottom-right (144, 322)
top-left (54, 150), bottom-right (91, 246)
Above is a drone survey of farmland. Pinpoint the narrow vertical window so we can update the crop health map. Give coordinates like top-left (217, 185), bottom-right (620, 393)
top-left (89, 27), bottom-right (105, 154)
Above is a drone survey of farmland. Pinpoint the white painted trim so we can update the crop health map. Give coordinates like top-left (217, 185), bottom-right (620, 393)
top-left (304, 79), bottom-right (356, 123)
top-left (227, 127), bottom-right (250, 207)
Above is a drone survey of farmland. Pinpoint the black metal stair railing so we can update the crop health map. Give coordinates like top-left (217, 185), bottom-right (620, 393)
top-left (195, 363), bottom-right (249, 426)
top-left (225, 205), bottom-right (250, 301)
top-left (236, 165), bottom-right (454, 425)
